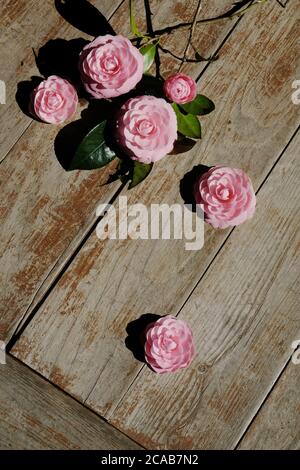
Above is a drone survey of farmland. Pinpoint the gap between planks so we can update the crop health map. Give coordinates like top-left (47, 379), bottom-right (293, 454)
top-left (0, 354), bottom-right (143, 450)
top-left (234, 349), bottom-right (299, 449)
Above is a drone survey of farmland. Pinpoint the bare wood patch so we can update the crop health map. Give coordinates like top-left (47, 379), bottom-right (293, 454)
top-left (0, 356), bottom-right (141, 450)
top-left (110, 133), bottom-right (300, 449)
top-left (238, 360), bottom-right (300, 450)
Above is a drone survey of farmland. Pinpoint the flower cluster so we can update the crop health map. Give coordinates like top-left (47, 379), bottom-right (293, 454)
top-left (30, 34), bottom-right (255, 228)
top-left (31, 34), bottom-right (201, 163)
top-left (26, 28), bottom-right (257, 374)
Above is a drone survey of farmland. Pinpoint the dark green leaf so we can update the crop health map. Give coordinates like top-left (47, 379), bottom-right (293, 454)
top-left (140, 43), bottom-right (157, 72)
top-left (170, 136), bottom-right (197, 155)
top-left (69, 121), bottom-right (116, 170)
top-left (172, 103), bottom-right (201, 139)
top-left (179, 94), bottom-right (215, 116)
top-left (129, 161), bottom-right (153, 189)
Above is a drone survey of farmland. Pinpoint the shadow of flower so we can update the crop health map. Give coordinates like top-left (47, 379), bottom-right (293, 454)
top-left (55, 0), bottom-right (116, 37)
top-left (125, 313), bottom-right (161, 364)
top-left (180, 163), bottom-right (210, 211)
top-left (15, 76), bottom-right (44, 120)
top-left (35, 38), bottom-right (88, 93)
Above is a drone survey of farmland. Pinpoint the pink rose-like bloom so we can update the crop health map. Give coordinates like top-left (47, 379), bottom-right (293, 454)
top-left (145, 316), bottom-right (195, 374)
top-left (194, 166), bottom-right (256, 229)
top-left (32, 75), bottom-right (78, 124)
top-left (79, 35), bottom-right (144, 99)
top-left (115, 95), bottom-right (177, 164)
top-left (163, 73), bottom-right (197, 104)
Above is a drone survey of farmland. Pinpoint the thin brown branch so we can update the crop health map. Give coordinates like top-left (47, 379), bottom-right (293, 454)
top-left (178, 0), bottom-right (202, 72)
top-left (131, 0), bottom-right (279, 70)
top-left (140, 0), bottom-right (270, 40)
top-left (158, 44), bottom-right (217, 64)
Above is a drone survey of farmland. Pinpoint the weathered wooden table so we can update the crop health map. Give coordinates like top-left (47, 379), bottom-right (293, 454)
top-left (0, 0), bottom-right (299, 450)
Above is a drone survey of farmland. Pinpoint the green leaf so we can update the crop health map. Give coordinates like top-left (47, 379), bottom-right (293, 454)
top-left (170, 136), bottom-right (197, 155)
top-left (172, 103), bottom-right (201, 139)
top-left (129, 0), bottom-right (142, 37)
top-left (69, 121), bottom-right (116, 170)
top-left (179, 94), bottom-right (215, 116)
top-left (140, 43), bottom-right (157, 72)
top-left (129, 161), bottom-right (153, 189)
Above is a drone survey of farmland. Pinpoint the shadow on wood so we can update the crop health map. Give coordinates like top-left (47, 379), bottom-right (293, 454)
top-left (55, 0), bottom-right (116, 37)
top-left (15, 76), bottom-right (44, 120)
top-left (180, 163), bottom-right (210, 210)
top-left (35, 38), bottom-right (89, 92)
top-left (125, 313), bottom-right (161, 364)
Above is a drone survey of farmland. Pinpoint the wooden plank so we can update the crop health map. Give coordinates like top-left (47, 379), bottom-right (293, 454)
top-left (0, 1), bottom-right (129, 341)
top-left (238, 361), bottom-right (300, 450)
top-left (0, 1), bottom-right (237, 340)
top-left (109, 133), bottom-right (300, 449)
top-left (113, 0), bottom-right (239, 78)
top-left (0, 0), bottom-right (123, 162)
top-left (0, 356), bottom-right (141, 450)
top-left (0, 120), bottom-right (123, 343)
top-left (0, 0), bottom-right (237, 163)
top-left (11, 0), bottom-right (299, 421)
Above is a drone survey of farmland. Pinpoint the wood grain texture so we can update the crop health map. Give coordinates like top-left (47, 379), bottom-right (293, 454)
top-left (0, 0), bottom-right (123, 162)
top-left (0, 0), bottom-right (237, 344)
top-left (0, 118), bottom-right (122, 343)
top-left (0, 356), bottom-right (141, 450)
top-left (113, 0), bottom-right (237, 78)
top-left (0, 1), bottom-right (126, 342)
top-left (11, 0), bottom-right (299, 419)
top-left (238, 360), bottom-right (300, 450)
top-left (109, 132), bottom-right (300, 449)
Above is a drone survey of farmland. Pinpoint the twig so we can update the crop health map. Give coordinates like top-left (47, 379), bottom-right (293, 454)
top-left (158, 44), bottom-right (217, 64)
top-left (131, 0), bottom-right (284, 68)
top-left (141, 0), bottom-right (270, 39)
top-left (179, 0), bottom-right (202, 72)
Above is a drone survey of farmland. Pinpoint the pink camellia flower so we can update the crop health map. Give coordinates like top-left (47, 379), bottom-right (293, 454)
top-left (194, 166), bottom-right (256, 229)
top-left (115, 95), bottom-right (177, 164)
top-left (79, 35), bottom-right (144, 99)
top-left (32, 75), bottom-right (78, 124)
top-left (145, 315), bottom-right (195, 374)
top-left (163, 73), bottom-right (197, 104)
